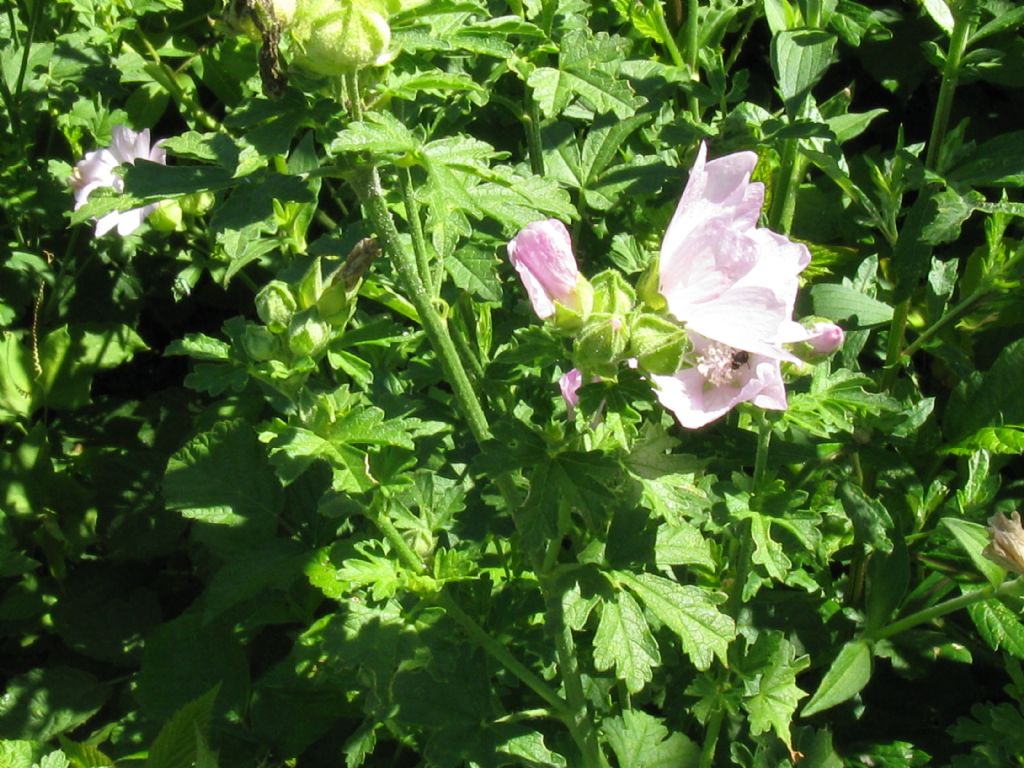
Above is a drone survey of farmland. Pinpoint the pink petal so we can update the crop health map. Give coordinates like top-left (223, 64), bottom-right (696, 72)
top-left (507, 219), bottom-right (580, 319)
top-left (559, 368), bottom-right (583, 413)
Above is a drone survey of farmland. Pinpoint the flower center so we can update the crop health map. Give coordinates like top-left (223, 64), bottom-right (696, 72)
top-left (697, 341), bottom-right (750, 386)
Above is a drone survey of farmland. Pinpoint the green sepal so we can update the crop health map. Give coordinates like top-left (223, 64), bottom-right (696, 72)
top-left (630, 313), bottom-right (689, 375)
top-left (591, 269), bottom-right (636, 315)
top-left (255, 280), bottom-right (298, 333)
top-left (637, 254), bottom-right (667, 312)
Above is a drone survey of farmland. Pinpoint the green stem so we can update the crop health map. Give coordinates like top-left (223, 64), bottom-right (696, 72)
top-left (698, 706), bottom-right (724, 768)
top-left (652, 1), bottom-right (685, 68)
top-left (350, 101), bottom-right (606, 764)
top-left (769, 136), bottom-right (803, 235)
top-left (899, 285), bottom-right (992, 360)
top-left (136, 30), bottom-right (218, 131)
top-left (526, 94), bottom-right (545, 177)
top-left (14, 0), bottom-right (41, 101)
top-left (925, 10), bottom-right (974, 172)
top-left (398, 167), bottom-right (434, 296)
top-left (753, 414), bottom-right (772, 490)
top-left (868, 577), bottom-right (1024, 642)
top-left (682, 0), bottom-right (701, 120)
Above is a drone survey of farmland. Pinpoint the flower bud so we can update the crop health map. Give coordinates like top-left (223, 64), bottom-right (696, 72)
top-left (984, 511), bottom-right (1024, 576)
top-left (508, 219), bottom-right (591, 325)
top-left (256, 280), bottom-right (298, 333)
top-left (590, 270), bottom-right (635, 316)
top-left (288, 309), bottom-right (330, 357)
top-left (243, 324), bottom-right (281, 361)
top-left (804, 321), bottom-right (844, 356)
top-left (148, 199), bottom-right (183, 232)
top-left (290, 0), bottom-right (392, 76)
top-left (181, 190), bottom-right (216, 216)
top-left (630, 313), bottom-right (689, 375)
top-left (575, 315), bottom-right (630, 377)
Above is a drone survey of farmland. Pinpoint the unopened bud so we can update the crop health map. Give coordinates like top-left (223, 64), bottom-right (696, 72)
top-left (243, 324), bottom-right (280, 361)
top-left (630, 313), bottom-right (688, 375)
top-left (288, 309), bottom-right (329, 357)
top-left (256, 281), bottom-right (297, 333)
top-left (149, 200), bottom-right (183, 232)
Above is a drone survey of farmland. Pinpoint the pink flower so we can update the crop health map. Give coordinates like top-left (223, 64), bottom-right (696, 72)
top-left (69, 125), bottom-right (166, 237)
top-left (658, 143), bottom-right (811, 361)
top-left (507, 219), bottom-right (583, 319)
top-left (801, 321), bottom-right (845, 356)
top-left (650, 333), bottom-right (788, 428)
top-left (559, 368), bottom-right (584, 413)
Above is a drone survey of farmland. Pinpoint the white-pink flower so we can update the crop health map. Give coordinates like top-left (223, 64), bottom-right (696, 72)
top-left (559, 368), bottom-right (584, 413)
top-left (659, 142), bottom-right (811, 361)
top-left (507, 219), bottom-right (583, 319)
top-left (69, 125), bottom-right (166, 237)
top-left (650, 143), bottom-right (835, 428)
top-left (651, 333), bottom-right (787, 428)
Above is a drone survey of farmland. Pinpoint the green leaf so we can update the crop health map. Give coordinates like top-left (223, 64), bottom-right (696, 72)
top-left (654, 520), bottom-right (715, 570)
top-left (329, 111), bottom-right (420, 158)
top-left (497, 731), bottom-right (567, 768)
top-left (810, 283), bottom-right (893, 326)
top-left (839, 481), bottom-right (894, 553)
top-left (603, 711), bottom-right (700, 768)
top-left (593, 590), bottom-right (661, 694)
top-left (0, 667), bottom-right (108, 741)
top-left (770, 30), bottom-right (837, 116)
top-left (741, 633), bottom-right (810, 749)
top-left (945, 339), bottom-right (1024, 445)
top-left (617, 572), bottom-right (735, 670)
top-left (968, 599), bottom-right (1024, 659)
top-left (749, 513), bottom-right (791, 582)
top-left (164, 421), bottom-right (282, 531)
top-left (801, 639), bottom-right (872, 717)
top-left (579, 113), bottom-right (651, 186)
top-left (37, 752), bottom-right (70, 768)
top-left (138, 615), bottom-right (248, 722)
top-left (145, 686), bottom-right (219, 768)
top-left (56, 738), bottom-right (114, 768)
top-left (949, 131), bottom-right (1024, 187)
top-left (0, 741), bottom-right (36, 768)
top-left (865, 535), bottom-right (911, 632)
top-left (941, 518), bottom-right (1006, 588)
top-left (0, 332), bottom-right (32, 422)
top-left (527, 67), bottom-right (641, 119)
top-left (444, 246), bottom-right (502, 302)
top-left (165, 333), bottom-right (231, 361)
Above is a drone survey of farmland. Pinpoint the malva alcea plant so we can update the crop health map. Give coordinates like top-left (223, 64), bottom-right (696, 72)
top-left (508, 142), bottom-right (844, 428)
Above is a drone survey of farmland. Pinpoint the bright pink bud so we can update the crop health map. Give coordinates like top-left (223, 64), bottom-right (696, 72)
top-left (804, 321), bottom-right (844, 355)
top-left (507, 219), bottom-right (581, 319)
top-left (559, 368), bottom-right (583, 414)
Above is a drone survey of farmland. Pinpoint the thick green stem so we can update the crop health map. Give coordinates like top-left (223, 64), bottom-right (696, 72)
top-left (398, 167), bottom-right (434, 296)
top-left (925, 11), bottom-right (973, 172)
top-left (885, 9), bottom-right (973, 387)
top-left (753, 414), bottom-right (772, 490)
top-left (698, 706), bottom-right (725, 768)
top-left (899, 285), bottom-right (991, 360)
top-left (652, 1), bottom-right (685, 68)
top-left (868, 577), bottom-right (1024, 642)
top-left (349, 90), bottom-right (605, 763)
top-left (682, 0), bottom-right (701, 120)
top-left (525, 94), bottom-right (545, 177)
top-left (769, 135), bottom-right (803, 235)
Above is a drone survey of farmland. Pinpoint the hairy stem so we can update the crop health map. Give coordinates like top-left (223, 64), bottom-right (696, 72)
top-left (868, 577), bottom-right (1024, 642)
top-left (398, 167), bottom-right (434, 296)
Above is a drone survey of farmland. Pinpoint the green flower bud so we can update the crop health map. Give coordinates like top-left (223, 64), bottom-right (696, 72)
top-left (242, 324), bottom-right (281, 361)
top-left (591, 269), bottom-right (635, 315)
top-left (288, 309), bottom-right (330, 357)
top-left (630, 313), bottom-right (689, 375)
top-left (636, 254), bottom-right (667, 311)
top-left (149, 200), bottom-right (183, 232)
top-left (575, 314), bottom-right (630, 377)
top-left (180, 190), bottom-right (215, 216)
top-left (256, 280), bottom-right (298, 333)
top-left (290, 0), bottom-right (392, 76)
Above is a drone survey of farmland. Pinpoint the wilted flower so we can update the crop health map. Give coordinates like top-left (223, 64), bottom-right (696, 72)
top-left (507, 219), bottom-right (588, 321)
top-left (69, 125), bottom-right (166, 237)
top-left (559, 368), bottom-right (584, 414)
top-left (650, 333), bottom-right (787, 428)
top-left (984, 511), bottom-right (1024, 575)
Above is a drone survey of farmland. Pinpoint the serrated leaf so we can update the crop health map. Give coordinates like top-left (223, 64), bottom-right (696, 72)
top-left (527, 67), bottom-right (640, 119)
top-left (969, 599), bottom-right (1024, 659)
top-left (741, 634), bottom-right (809, 749)
top-left (164, 421), bottom-right (282, 529)
top-left (57, 738), bottom-right (114, 768)
top-left (749, 513), bottom-right (791, 582)
top-left (0, 668), bottom-right (108, 742)
top-left (593, 590), bottom-right (661, 694)
top-left (444, 247), bottom-right (502, 302)
top-left (145, 687), bottom-right (219, 768)
top-left (329, 111), bottom-right (421, 158)
top-left (941, 518), bottom-right (1006, 588)
top-left (497, 731), bottom-right (567, 767)
top-left (37, 752), bottom-right (69, 768)
top-left (945, 339), bottom-right (1024, 444)
top-left (654, 520), bottom-right (715, 570)
top-left (0, 741), bottom-right (36, 768)
top-left (801, 639), bottom-right (872, 717)
top-left (949, 131), bottom-right (1024, 187)
top-left (839, 481), bottom-right (894, 553)
top-left (617, 572), bottom-right (735, 670)
top-left (603, 711), bottom-right (700, 768)
top-left (165, 333), bottom-right (231, 361)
